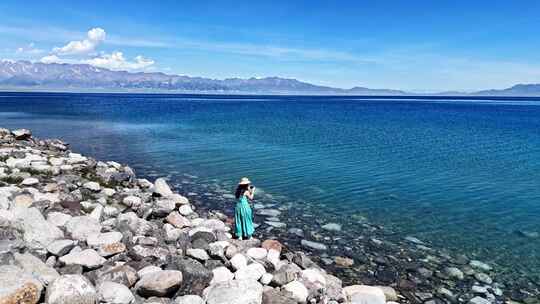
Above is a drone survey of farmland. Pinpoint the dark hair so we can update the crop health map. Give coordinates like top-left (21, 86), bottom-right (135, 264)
top-left (235, 184), bottom-right (249, 199)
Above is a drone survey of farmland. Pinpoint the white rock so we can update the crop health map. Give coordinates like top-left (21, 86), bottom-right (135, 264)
top-left (301, 268), bottom-right (327, 288)
top-left (230, 253), bottom-right (248, 270)
top-left (469, 260), bottom-right (492, 272)
top-left (59, 249), bottom-right (106, 269)
top-left (204, 279), bottom-right (263, 304)
top-left (11, 206), bottom-right (64, 249)
top-left (175, 295), bottom-right (205, 304)
top-left (301, 240), bottom-right (328, 251)
top-left (135, 270), bottom-right (183, 297)
top-left (47, 212), bottom-right (72, 227)
top-left (235, 262), bottom-right (266, 281)
top-left (153, 178), bottom-right (173, 197)
top-left (343, 285), bottom-right (386, 304)
top-left (469, 296), bottom-right (491, 304)
top-left (260, 273), bottom-right (273, 285)
top-left (186, 248), bottom-right (210, 261)
top-left (138, 266), bottom-right (162, 278)
top-left (46, 275), bottom-right (97, 304)
top-left (13, 252), bottom-right (59, 285)
top-left (211, 266), bottom-right (234, 285)
top-left (84, 181), bottom-right (101, 192)
top-left (321, 223), bottom-right (342, 231)
top-left (87, 231), bottom-right (123, 247)
top-left (65, 216), bottom-right (102, 241)
top-left (21, 177), bottom-right (39, 186)
top-left (98, 281), bottom-right (135, 304)
top-left (283, 281), bottom-right (309, 303)
top-left (178, 204), bottom-right (193, 216)
top-left (47, 239), bottom-right (76, 256)
top-left (247, 247), bottom-right (268, 260)
top-left (89, 204), bottom-right (104, 221)
top-left (0, 265), bottom-right (43, 303)
top-left (123, 196), bottom-right (142, 208)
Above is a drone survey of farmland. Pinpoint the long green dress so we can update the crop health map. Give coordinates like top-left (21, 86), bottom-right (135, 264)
top-left (235, 195), bottom-right (254, 239)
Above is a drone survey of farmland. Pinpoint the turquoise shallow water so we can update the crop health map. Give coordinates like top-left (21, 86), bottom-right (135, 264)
top-left (1, 92), bottom-right (539, 279)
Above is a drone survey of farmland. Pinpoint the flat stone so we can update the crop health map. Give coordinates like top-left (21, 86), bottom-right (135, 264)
top-left (47, 212), bottom-right (73, 227)
top-left (21, 177), bottom-right (39, 186)
top-left (334, 256), bottom-right (354, 267)
top-left (47, 239), bottom-right (76, 256)
top-left (138, 266), bottom-right (162, 278)
top-left (204, 279), bottom-right (263, 304)
top-left (87, 231), bottom-right (123, 247)
top-left (258, 209), bottom-right (281, 217)
top-left (0, 265), bottom-right (43, 304)
top-left (301, 240), bottom-right (328, 251)
top-left (265, 221), bottom-right (286, 228)
top-left (97, 281), bottom-right (135, 304)
top-left (474, 273), bottom-right (493, 284)
top-left (445, 267), bottom-right (465, 280)
top-left (321, 223), bottom-right (342, 231)
top-left (46, 275), bottom-right (97, 304)
top-left (135, 270), bottom-right (183, 297)
top-left (469, 260), bottom-right (492, 272)
top-left (59, 249), bottom-right (106, 269)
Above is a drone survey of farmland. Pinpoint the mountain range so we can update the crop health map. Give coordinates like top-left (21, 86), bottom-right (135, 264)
top-left (1, 60), bottom-right (539, 96)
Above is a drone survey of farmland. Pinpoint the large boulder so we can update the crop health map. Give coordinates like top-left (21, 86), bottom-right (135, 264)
top-left (65, 216), bottom-right (102, 241)
top-left (11, 206), bottom-right (64, 249)
top-left (135, 270), bottom-right (183, 297)
top-left (13, 252), bottom-right (60, 285)
top-left (46, 275), bottom-right (97, 304)
top-left (204, 279), bottom-right (263, 304)
top-left (0, 265), bottom-right (43, 304)
top-left (97, 281), bottom-right (135, 304)
top-left (173, 258), bottom-right (213, 296)
top-left (153, 178), bottom-right (173, 197)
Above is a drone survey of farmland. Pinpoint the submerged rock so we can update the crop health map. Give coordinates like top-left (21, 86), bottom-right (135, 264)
top-left (301, 240), bottom-right (327, 251)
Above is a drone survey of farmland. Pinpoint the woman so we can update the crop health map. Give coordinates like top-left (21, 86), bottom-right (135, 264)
top-left (234, 177), bottom-right (255, 239)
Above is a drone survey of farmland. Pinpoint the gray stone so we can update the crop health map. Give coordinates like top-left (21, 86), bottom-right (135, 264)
top-left (247, 247), bottom-right (268, 260)
top-left (14, 252), bottom-right (60, 285)
top-left (445, 267), bottom-right (464, 280)
top-left (65, 216), bottom-right (102, 241)
top-left (166, 212), bottom-right (191, 228)
top-left (11, 206), bottom-right (64, 249)
top-left (204, 279), bottom-right (263, 304)
top-left (47, 239), bottom-right (76, 256)
top-left (174, 258), bottom-right (213, 296)
top-left (235, 262), bottom-right (266, 281)
top-left (47, 212), bottom-right (73, 227)
top-left (469, 260), bottom-right (492, 272)
top-left (12, 128), bottom-right (32, 140)
top-left (59, 249), bottom-right (106, 269)
top-left (154, 178), bottom-right (173, 197)
top-left (138, 266), bottom-right (162, 278)
top-left (178, 205), bottom-right (193, 216)
top-left (154, 199), bottom-right (176, 216)
top-left (272, 263), bottom-right (301, 286)
top-left (230, 253), bottom-right (248, 270)
top-left (187, 248), bottom-right (210, 261)
top-left (94, 264), bottom-right (139, 287)
top-left (46, 275), bottom-right (97, 304)
top-left (474, 272), bottom-right (493, 284)
top-left (123, 196), bottom-right (142, 208)
top-left (98, 281), bottom-right (135, 304)
top-left (135, 270), bottom-right (183, 297)
top-left (0, 265), bottom-right (43, 304)
top-left (21, 177), bottom-right (39, 186)
top-left (300, 240), bottom-right (327, 251)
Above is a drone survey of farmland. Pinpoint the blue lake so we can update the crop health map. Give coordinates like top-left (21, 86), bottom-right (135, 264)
top-left (1, 92), bottom-right (539, 280)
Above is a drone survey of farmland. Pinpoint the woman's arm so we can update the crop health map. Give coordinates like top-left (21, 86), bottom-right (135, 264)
top-left (245, 187), bottom-right (255, 200)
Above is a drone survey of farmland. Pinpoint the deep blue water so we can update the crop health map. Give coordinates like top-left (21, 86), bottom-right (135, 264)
top-left (1, 92), bottom-right (539, 277)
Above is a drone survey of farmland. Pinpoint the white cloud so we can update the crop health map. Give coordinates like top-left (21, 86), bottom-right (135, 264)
top-left (84, 51), bottom-right (154, 70)
top-left (16, 42), bottom-right (44, 55)
top-left (53, 27), bottom-right (106, 55)
top-left (40, 55), bottom-right (62, 64)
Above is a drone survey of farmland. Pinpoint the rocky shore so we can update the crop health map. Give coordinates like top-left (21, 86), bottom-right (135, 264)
top-left (0, 127), bottom-right (536, 304)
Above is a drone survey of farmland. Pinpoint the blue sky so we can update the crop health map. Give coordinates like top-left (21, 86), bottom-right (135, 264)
top-left (1, 0), bottom-right (540, 92)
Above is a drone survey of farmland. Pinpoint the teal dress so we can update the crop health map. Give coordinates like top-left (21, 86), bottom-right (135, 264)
top-left (235, 195), bottom-right (254, 239)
